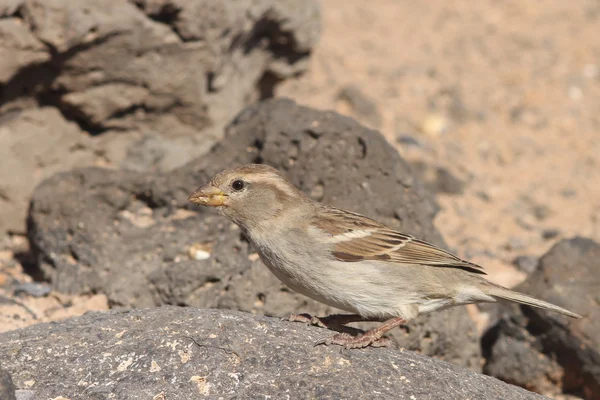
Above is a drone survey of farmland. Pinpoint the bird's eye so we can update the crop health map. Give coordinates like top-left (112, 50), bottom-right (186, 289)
top-left (231, 179), bottom-right (245, 191)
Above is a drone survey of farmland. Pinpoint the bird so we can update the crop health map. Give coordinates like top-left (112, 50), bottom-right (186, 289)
top-left (187, 164), bottom-right (582, 349)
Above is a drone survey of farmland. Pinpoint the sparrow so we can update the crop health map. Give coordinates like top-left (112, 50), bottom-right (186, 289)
top-left (188, 164), bottom-right (582, 349)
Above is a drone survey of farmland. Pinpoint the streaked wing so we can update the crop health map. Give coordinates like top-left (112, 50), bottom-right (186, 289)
top-left (313, 206), bottom-right (486, 275)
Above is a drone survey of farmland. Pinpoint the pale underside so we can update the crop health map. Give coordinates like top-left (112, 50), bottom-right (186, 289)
top-left (247, 205), bottom-right (495, 321)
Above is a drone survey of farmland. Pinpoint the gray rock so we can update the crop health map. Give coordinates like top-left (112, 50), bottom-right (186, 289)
top-left (0, 307), bottom-right (544, 400)
top-left (0, 366), bottom-right (16, 400)
top-left (0, 18), bottom-right (50, 83)
top-left (0, 0), bottom-right (320, 234)
top-left (0, 108), bottom-right (95, 234)
top-left (13, 282), bottom-right (51, 298)
top-left (14, 390), bottom-right (34, 400)
top-left (27, 99), bottom-right (480, 368)
top-left (396, 134), bottom-right (424, 148)
top-left (483, 237), bottom-right (600, 398)
top-left (541, 228), bottom-right (560, 240)
top-left (512, 255), bottom-right (539, 275)
top-left (9, 0), bottom-right (319, 135)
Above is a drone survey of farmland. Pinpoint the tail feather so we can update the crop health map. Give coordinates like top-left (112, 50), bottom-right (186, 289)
top-left (485, 285), bottom-right (582, 319)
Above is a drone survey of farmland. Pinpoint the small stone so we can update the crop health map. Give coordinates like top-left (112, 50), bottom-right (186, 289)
top-left (13, 282), bottom-right (51, 298)
top-left (396, 135), bottom-right (422, 148)
top-left (542, 228), bottom-right (560, 240)
top-left (532, 204), bottom-right (552, 221)
top-left (187, 243), bottom-right (213, 260)
top-left (420, 114), bottom-right (449, 137)
top-left (476, 191), bottom-right (491, 202)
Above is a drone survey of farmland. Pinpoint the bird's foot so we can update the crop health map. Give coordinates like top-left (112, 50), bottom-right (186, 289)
top-left (315, 332), bottom-right (394, 349)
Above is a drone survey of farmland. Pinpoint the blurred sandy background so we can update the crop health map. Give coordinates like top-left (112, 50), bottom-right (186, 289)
top-left (280, 0), bottom-right (600, 290)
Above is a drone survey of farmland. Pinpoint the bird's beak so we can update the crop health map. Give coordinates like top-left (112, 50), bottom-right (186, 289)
top-left (187, 185), bottom-right (227, 207)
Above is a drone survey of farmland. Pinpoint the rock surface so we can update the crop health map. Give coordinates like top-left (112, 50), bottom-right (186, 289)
top-left (0, 108), bottom-right (94, 235)
top-left (27, 98), bottom-right (480, 369)
top-left (483, 237), bottom-right (599, 398)
top-left (0, 0), bottom-right (320, 234)
top-left (0, 307), bottom-right (544, 400)
top-left (0, 366), bottom-right (16, 400)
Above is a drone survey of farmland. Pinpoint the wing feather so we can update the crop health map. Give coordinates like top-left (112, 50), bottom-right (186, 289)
top-left (314, 206), bottom-right (486, 275)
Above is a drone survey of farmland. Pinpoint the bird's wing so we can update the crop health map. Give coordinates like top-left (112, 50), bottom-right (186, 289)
top-left (313, 207), bottom-right (486, 275)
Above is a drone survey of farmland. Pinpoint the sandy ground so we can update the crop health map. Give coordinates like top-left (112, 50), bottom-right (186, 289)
top-left (1, 0), bottom-right (599, 354)
top-left (279, 0), bottom-right (600, 289)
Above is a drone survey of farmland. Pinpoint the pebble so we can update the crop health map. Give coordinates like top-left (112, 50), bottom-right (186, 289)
top-left (542, 228), bottom-right (560, 240)
top-left (396, 135), bottom-right (423, 148)
top-left (420, 114), bottom-right (449, 137)
top-left (14, 282), bottom-right (51, 298)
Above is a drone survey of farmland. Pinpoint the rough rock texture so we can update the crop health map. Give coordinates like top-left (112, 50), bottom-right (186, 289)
top-left (0, 0), bottom-right (320, 234)
top-left (27, 99), bottom-right (481, 369)
top-left (0, 365), bottom-right (16, 400)
top-left (0, 108), bottom-right (95, 234)
top-left (0, 307), bottom-right (544, 400)
top-left (483, 237), bottom-right (599, 399)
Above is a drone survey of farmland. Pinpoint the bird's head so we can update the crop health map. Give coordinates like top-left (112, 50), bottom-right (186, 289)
top-left (188, 164), bottom-right (308, 230)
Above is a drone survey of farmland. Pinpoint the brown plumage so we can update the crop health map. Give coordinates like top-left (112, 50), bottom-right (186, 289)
top-left (315, 207), bottom-right (486, 274)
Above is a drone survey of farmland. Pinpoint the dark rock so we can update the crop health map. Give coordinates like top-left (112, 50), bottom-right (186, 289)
top-left (541, 228), bottom-right (560, 240)
top-left (512, 255), bottom-right (539, 275)
top-left (336, 84), bottom-right (383, 128)
top-left (396, 134), bottom-right (423, 148)
top-left (483, 237), bottom-right (600, 398)
top-left (0, 366), bottom-right (16, 400)
top-left (0, 0), bottom-right (321, 234)
top-left (27, 98), bottom-right (480, 368)
top-left (0, 307), bottom-right (544, 400)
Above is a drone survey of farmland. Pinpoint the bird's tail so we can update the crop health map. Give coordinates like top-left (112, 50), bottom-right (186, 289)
top-left (485, 285), bottom-right (582, 319)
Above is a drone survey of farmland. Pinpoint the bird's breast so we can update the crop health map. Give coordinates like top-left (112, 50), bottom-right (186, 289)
top-left (246, 229), bottom-right (333, 296)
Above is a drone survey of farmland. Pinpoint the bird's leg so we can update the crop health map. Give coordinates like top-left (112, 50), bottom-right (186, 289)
top-left (316, 316), bottom-right (406, 349)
